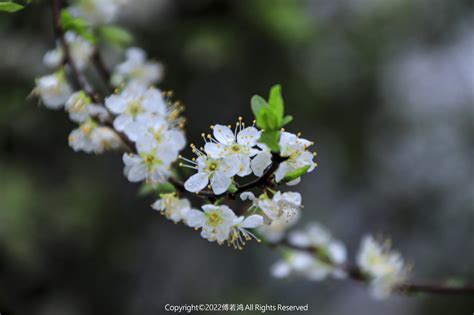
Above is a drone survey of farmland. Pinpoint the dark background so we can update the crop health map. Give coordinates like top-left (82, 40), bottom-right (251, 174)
top-left (0, 0), bottom-right (473, 314)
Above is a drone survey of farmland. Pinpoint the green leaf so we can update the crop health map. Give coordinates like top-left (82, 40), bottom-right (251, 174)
top-left (227, 183), bottom-right (238, 194)
top-left (268, 84), bottom-right (283, 126)
top-left (0, 2), bottom-right (24, 13)
top-left (251, 95), bottom-right (268, 129)
top-left (60, 9), bottom-right (96, 43)
top-left (251, 95), bottom-right (267, 115)
top-left (138, 182), bottom-right (176, 196)
top-left (260, 130), bottom-right (280, 152)
top-left (281, 165), bottom-right (310, 183)
top-left (98, 25), bottom-right (133, 48)
top-left (281, 115), bottom-right (293, 126)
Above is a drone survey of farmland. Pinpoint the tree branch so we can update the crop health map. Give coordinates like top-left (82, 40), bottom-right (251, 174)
top-left (274, 238), bottom-right (474, 296)
top-left (170, 153), bottom-right (286, 202)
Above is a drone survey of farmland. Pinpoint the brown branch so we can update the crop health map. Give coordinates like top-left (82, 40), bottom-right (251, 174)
top-left (51, 0), bottom-right (101, 104)
top-left (51, 0), bottom-right (134, 152)
top-left (92, 49), bottom-right (114, 93)
top-left (169, 153), bottom-right (286, 202)
top-left (274, 238), bottom-right (474, 296)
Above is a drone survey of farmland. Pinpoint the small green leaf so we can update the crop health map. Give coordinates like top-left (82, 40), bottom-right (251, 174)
top-left (139, 182), bottom-right (176, 196)
top-left (0, 2), bottom-right (24, 13)
top-left (60, 9), bottom-right (96, 43)
top-left (251, 95), bottom-right (268, 129)
top-left (227, 183), bottom-right (238, 193)
top-left (260, 130), bottom-right (280, 152)
top-left (281, 115), bottom-right (293, 126)
top-left (251, 95), bottom-right (267, 115)
top-left (268, 84), bottom-right (283, 126)
top-left (281, 165), bottom-right (310, 183)
top-left (98, 25), bottom-right (133, 48)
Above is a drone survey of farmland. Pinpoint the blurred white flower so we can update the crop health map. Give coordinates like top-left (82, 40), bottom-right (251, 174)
top-left (287, 222), bottom-right (348, 279)
top-left (35, 71), bottom-right (73, 109)
top-left (259, 191), bottom-right (302, 222)
top-left (357, 235), bottom-right (408, 299)
top-left (69, 119), bottom-right (122, 154)
top-left (43, 32), bottom-right (94, 70)
top-left (65, 91), bottom-right (109, 123)
top-left (241, 191), bottom-right (302, 243)
top-left (70, 0), bottom-right (128, 25)
top-left (112, 47), bottom-right (163, 87)
top-left (272, 251), bottom-right (336, 281)
top-left (152, 194), bottom-right (193, 223)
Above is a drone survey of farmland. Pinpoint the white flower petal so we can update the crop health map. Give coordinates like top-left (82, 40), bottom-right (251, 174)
top-left (127, 163), bottom-right (147, 182)
top-left (237, 126), bottom-right (260, 147)
top-left (240, 192), bottom-right (256, 201)
top-left (241, 215), bottom-right (264, 228)
top-left (213, 124), bottom-right (235, 145)
top-left (204, 142), bottom-right (224, 158)
top-left (210, 171), bottom-right (231, 194)
top-left (184, 172), bottom-right (209, 193)
top-left (185, 210), bottom-right (206, 228)
top-left (251, 151), bottom-right (272, 177)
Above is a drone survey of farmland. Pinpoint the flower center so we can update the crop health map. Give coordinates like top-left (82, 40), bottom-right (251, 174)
top-left (207, 212), bottom-right (223, 227)
top-left (127, 100), bottom-right (143, 117)
top-left (231, 144), bottom-right (241, 153)
top-left (145, 154), bottom-right (155, 164)
top-left (208, 162), bottom-right (218, 171)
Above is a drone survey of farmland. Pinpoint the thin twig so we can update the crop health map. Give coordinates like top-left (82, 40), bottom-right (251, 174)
top-left (169, 153), bottom-right (286, 201)
top-left (92, 49), bottom-right (114, 93)
top-left (51, 0), bottom-right (100, 103)
top-left (274, 238), bottom-right (474, 296)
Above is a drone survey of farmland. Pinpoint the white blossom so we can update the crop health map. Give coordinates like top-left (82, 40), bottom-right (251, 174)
top-left (134, 119), bottom-right (186, 163)
top-left (357, 235), bottom-right (408, 299)
top-left (122, 134), bottom-right (178, 183)
top-left (105, 83), bottom-right (167, 141)
top-left (275, 132), bottom-right (316, 184)
top-left (204, 123), bottom-right (261, 177)
top-left (65, 91), bottom-right (109, 123)
top-left (258, 191), bottom-right (302, 222)
top-left (69, 119), bottom-right (122, 154)
top-left (241, 191), bottom-right (302, 242)
top-left (185, 204), bottom-right (237, 244)
top-left (151, 194), bottom-right (193, 223)
top-left (35, 71), bottom-right (73, 110)
top-left (228, 214), bottom-right (264, 249)
top-left (43, 49), bottom-right (63, 69)
top-left (182, 145), bottom-right (240, 195)
top-left (272, 251), bottom-right (335, 281)
top-left (43, 32), bottom-right (94, 70)
top-left (112, 47), bottom-right (163, 87)
top-left (285, 223), bottom-right (348, 279)
top-left (70, 0), bottom-right (128, 25)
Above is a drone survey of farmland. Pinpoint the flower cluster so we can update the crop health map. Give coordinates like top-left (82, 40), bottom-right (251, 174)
top-left (44, 31), bottom-right (94, 70)
top-left (271, 223), bottom-right (347, 281)
top-left (106, 83), bottom-right (185, 183)
top-left (31, 0), bottom-right (415, 301)
top-left (112, 47), bottom-right (163, 87)
top-left (356, 236), bottom-right (409, 299)
top-left (182, 121), bottom-right (316, 195)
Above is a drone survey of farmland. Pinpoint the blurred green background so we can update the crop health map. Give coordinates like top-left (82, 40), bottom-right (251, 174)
top-left (0, 0), bottom-right (473, 314)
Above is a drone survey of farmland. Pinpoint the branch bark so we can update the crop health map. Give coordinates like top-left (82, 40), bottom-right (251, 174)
top-left (274, 238), bottom-right (474, 296)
